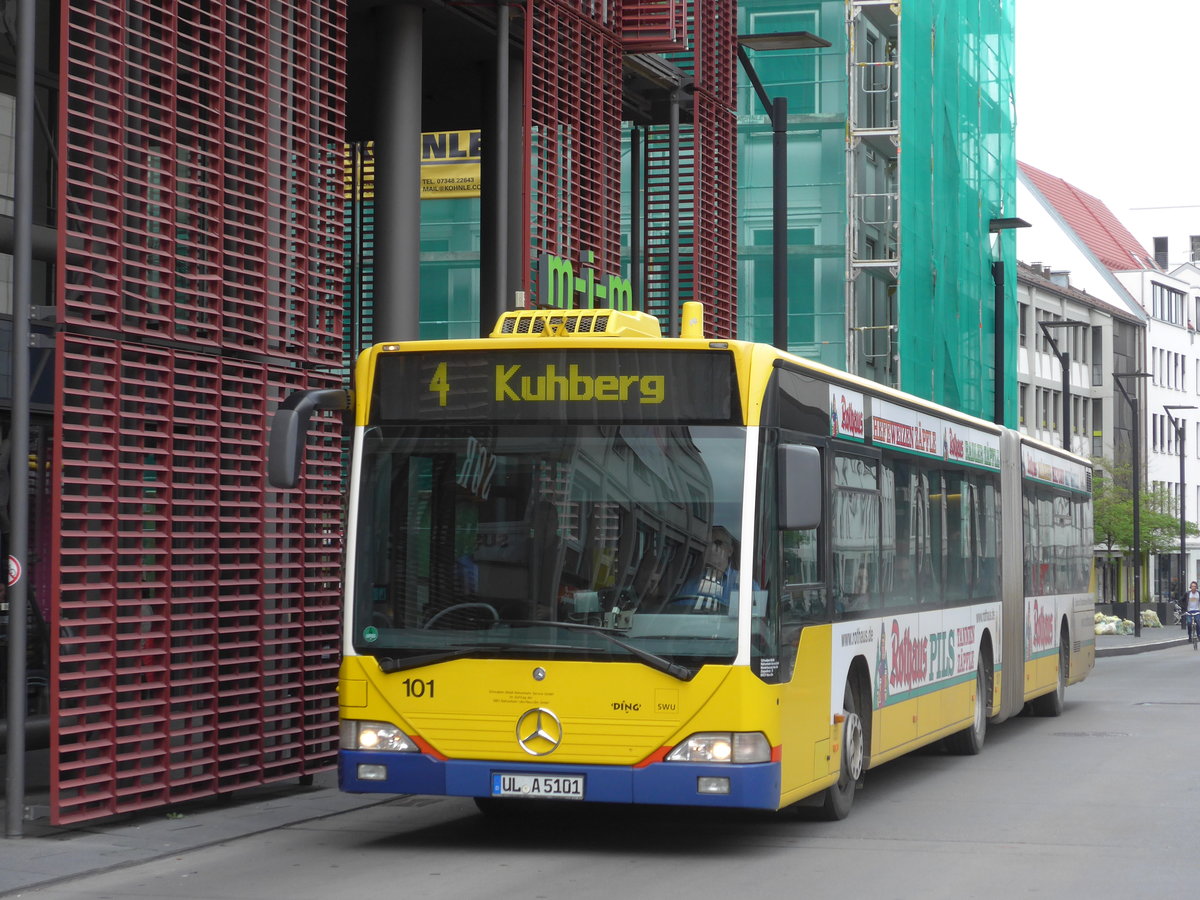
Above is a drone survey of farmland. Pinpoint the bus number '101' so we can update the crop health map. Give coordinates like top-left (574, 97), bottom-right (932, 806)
top-left (403, 678), bottom-right (434, 698)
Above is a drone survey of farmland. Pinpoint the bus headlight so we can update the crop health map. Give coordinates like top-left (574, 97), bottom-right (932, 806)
top-left (665, 732), bottom-right (771, 763)
top-left (341, 720), bottom-right (418, 753)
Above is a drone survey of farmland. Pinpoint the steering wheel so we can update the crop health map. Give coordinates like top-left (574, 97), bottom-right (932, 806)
top-left (422, 602), bottom-right (501, 629)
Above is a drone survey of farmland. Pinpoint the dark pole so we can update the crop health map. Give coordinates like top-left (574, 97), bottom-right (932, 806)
top-left (1164, 405), bottom-right (1195, 607)
top-left (738, 44), bottom-right (790, 352)
top-left (993, 261), bottom-right (1005, 425)
top-left (6, 0), bottom-right (35, 839)
top-left (772, 96), bottom-right (788, 352)
top-left (491, 1), bottom-right (510, 326)
top-left (631, 127), bottom-right (642, 309)
top-left (1115, 374), bottom-right (1148, 637)
top-left (1181, 421), bottom-right (1187, 600)
top-left (986, 219), bottom-right (1031, 427)
top-left (1133, 391), bottom-right (1142, 637)
top-left (1060, 349), bottom-right (1071, 450)
top-left (374, 3), bottom-right (423, 340)
top-left (668, 89), bottom-right (680, 336)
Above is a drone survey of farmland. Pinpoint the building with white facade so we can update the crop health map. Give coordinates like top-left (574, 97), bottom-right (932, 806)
top-left (1015, 262), bottom-right (1142, 605)
top-left (1014, 163), bottom-right (1200, 606)
top-left (1016, 262), bottom-right (1141, 462)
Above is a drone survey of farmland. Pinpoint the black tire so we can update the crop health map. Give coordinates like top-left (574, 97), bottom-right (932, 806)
top-left (819, 683), bottom-right (864, 821)
top-left (945, 655), bottom-right (990, 755)
top-left (1031, 631), bottom-right (1067, 717)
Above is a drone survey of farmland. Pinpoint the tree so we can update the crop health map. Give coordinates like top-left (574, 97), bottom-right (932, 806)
top-left (1092, 460), bottom-right (1197, 556)
top-left (1093, 463), bottom-right (1133, 554)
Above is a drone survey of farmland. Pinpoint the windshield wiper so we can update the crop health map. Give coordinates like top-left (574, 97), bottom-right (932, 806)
top-left (376, 647), bottom-right (484, 673)
top-left (374, 641), bottom-right (655, 674)
top-left (506, 620), bottom-right (695, 681)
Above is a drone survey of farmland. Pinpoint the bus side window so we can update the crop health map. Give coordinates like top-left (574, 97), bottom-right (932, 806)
top-left (918, 467), bottom-right (942, 602)
top-left (781, 528), bottom-right (823, 620)
top-left (777, 443), bottom-right (825, 625)
top-left (885, 455), bottom-right (914, 607)
top-left (832, 453), bottom-right (881, 616)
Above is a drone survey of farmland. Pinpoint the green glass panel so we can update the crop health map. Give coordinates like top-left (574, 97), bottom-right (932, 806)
top-left (736, 1), bottom-right (848, 369)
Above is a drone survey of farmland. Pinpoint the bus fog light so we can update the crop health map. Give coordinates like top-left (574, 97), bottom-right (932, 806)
top-left (697, 776), bottom-right (730, 794)
top-left (358, 764), bottom-right (388, 781)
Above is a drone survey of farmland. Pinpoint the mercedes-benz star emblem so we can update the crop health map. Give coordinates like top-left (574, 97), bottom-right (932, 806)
top-left (516, 707), bottom-right (563, 756)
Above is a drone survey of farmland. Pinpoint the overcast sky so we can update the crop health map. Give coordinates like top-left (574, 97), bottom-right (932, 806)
top-left (1015, 0), bottom-right (1200, 215)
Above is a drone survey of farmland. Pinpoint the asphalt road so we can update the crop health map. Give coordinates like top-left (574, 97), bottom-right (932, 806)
top-left (14, 646), bottom-right (1200, 900)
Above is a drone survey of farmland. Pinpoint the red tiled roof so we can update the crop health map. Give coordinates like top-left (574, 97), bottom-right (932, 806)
top-left (1019, 161), bottom-right (1158, 272)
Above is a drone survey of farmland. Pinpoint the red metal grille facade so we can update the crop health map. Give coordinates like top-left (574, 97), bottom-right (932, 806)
top-left (639, 0), bottom-right (738, 337)
top-left (524, 0), bottom-right (624, 304)
top-left (689, 90), bottom-right (738, 337)
top-left (522, 0), bottom-right (737, 335)
top-left (621, 0), bottom-right (687, 51)
top-left (52, 0), bottom-right (346, 824)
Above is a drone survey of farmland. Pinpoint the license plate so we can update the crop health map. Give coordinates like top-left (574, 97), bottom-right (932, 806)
top-left (491, 773), bottom-right (585, 800)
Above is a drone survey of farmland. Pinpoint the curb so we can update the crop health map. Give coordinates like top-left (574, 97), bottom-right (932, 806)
top-left (1096, 636), bottom-right (1191, 658)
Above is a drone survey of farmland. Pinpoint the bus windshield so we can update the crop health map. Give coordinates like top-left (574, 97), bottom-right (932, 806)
top-left (350, 423), bottom-right (750, 673)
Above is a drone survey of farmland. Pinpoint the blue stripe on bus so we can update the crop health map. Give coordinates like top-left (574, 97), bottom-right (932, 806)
top-left (339, 751), bottom-right (782, 809)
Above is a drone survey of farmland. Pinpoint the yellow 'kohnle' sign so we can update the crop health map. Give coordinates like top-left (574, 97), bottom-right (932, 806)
top-left (421, 130), bottom-right (480, 199)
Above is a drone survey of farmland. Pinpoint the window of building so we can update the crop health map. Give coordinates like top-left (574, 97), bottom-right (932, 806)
top-left (1190, 235), bottom-right (1200, 263)
top-left (1151, 282), bottom-right (1186, 325)
top-left (0, 93), bottom-right (14, 218)
top-left (1155, 236), bottom-right (1169, 268)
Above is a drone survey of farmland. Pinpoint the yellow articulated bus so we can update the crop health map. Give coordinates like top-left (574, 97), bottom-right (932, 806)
top-left (269, 303), bottom-right (1094, 819)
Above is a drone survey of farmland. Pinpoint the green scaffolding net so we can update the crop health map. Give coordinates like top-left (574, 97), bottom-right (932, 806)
top-left (736, 0), bottom-right (1016, 424)
top-left (898, 1), bottom-right (1016, 423)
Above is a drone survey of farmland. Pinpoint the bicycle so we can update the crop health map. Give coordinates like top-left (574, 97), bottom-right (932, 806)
top-left (1184, 609), bottom-right (1200, 651)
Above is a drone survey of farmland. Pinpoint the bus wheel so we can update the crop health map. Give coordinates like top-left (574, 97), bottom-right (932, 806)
top-left (1032, 630), bottom-right (1068, 717)
top-left (944, 655), bottom-right (990, 755)
top-left (820, 683), bottom-right (864, 821)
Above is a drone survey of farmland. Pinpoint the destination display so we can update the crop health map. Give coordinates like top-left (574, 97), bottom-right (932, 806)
top-left (373, 349), bottom-right (738, 424)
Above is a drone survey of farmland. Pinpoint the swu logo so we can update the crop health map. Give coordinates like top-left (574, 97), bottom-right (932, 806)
top-left (494, 364), bottom-right (664, 405)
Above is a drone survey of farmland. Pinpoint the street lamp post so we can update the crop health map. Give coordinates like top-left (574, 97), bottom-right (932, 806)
top-left (1164, 404), bottom-right (1196, 615)
top-left (987, 218), bottom-right (1030, 426)
top-left (1114, 371), bottom-right (1152, 636)
top-left (1038, 320), bottom-right (1087, 452)
top-left (737, 31), bottom-right (830, 352)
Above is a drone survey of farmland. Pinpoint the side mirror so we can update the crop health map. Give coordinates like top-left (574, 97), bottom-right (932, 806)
top-left (267, 389), bottom-right (350, 488)
top-left (777, 444), bottom-right (822, 530)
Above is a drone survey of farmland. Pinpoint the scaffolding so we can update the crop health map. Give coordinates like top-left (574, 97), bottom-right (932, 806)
top-left (847, 0), bottom-right (900, 388)
top-left (737, 0), bottom-right (1015, 421)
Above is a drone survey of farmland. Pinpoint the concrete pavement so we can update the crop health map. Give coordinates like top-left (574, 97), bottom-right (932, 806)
top-left (0, 626), bottom-right (1192, 896)
top-left (0, 767), bottom-right (391, 897)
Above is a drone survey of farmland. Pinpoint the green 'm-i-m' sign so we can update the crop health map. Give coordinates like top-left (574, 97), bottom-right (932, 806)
top-left (537, 251), bottom-right (633, 311)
